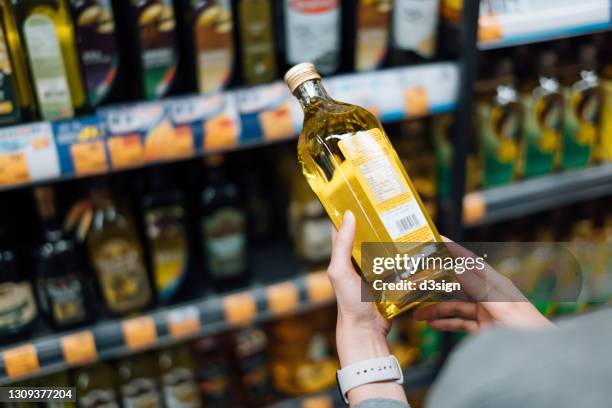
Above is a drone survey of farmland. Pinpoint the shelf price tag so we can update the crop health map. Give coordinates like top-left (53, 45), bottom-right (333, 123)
top-left (223, 292), bottom-right (257, 326)
top-left (305, 271), bottom-right (334, 303)
top-left (54, 117), bottom-right (109, 177)
top-left (463, 192), bottom-right (486, 225)
top-left (167, 306), bottom-right (201, 339)
top-left (479, 13), bottom-right (503, 43)
top-left (405, 86), bottom-right (429, 117)
top-left (302, 394), bottom-right (333, 408)
top-left (122, 316), bottom-right (158, 351)
top-left (107, 134), bottom-right (145, 169)
top-left (61, 331), bottom-right (97, 365)
top-left (0, 152), bottom-right (29, 186)
top-left (266, 282), bottom-right (299, 315)
top-left (3, 344), bottom-right (39, 378)
top-left (70, 141), bottom-right (107, 175)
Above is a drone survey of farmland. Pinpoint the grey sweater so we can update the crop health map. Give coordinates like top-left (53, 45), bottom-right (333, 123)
top-left (356, 307), bottom-right (612, 408)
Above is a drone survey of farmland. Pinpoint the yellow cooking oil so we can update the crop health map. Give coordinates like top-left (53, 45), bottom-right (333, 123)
top-left (285, 63), bottom-right (454, 319)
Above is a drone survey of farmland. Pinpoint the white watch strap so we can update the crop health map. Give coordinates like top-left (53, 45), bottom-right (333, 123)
top-left (336, 355), bottom-right (404, 404)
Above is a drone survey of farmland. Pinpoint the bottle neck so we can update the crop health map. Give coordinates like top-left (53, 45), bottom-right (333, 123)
top-left (294, 79), bottom-right (332, 110)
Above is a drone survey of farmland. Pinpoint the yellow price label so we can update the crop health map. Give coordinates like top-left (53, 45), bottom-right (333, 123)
top-left (404, 87), bottom-right (429, 117)
top-left (122, 316), bottom-right (158, 351)
top-left (0, 152), bottom-right (29, 186)
top-left (70, 141), bottom-right (107, 175)
top-left (4, 344), bottom-right (39, 378)
top-left (305, 271), bottom-right (334, 303)
top-left (167, 306), bottom-right (201, 339)
top-left (266, 281), bottom-right (299, 315)
top-left (204, 114), bottom-right (239, 150)
top-left (302, 394), bottom-right (333, 408)
top-left (61, 331), bottom-right (97, 365)
top-left (259, 102), bottom-right (295, 141)
top-left (479, 12), bottom-right (503, 42)
top-left (107, 134), bottom-right (144, 169)
top-left (223, 292), bottom-right (257, 326)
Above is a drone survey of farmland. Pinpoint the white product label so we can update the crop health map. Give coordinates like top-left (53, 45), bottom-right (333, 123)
top-left (359, 151), bottom-right (407, 203)
top-left (23, 14), bottom-right (74, 121)
top-left (284, 0), bottom-right (340, 74)
top-left (379, 201), bottom-right (427, 240)
top-left (392, 0), bottom-right (440, 57)
top-left (303, 218), bottom-right (332, 261)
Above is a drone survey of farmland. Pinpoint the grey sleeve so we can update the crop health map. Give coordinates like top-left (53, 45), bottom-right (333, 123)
top-left (425, 307), bottom-right (612, 408)
top-left (354, 398), bottom-right (410, 408)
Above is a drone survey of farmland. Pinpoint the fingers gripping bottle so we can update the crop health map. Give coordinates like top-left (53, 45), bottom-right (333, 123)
top-left (285, 63), bottom-right (453, 319)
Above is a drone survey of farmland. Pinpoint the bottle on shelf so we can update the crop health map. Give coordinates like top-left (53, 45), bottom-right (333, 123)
top-left (281, 0), bottom-right (341, 75)
top-left (389, 0), bottom-right (440, 66)
top-left (69, 0), bottom-right (121, 107)
top-left (0, 0), bottom-right (35, 124)
top-left (558, 41), bottom-right (602, 169)
top-left (285, 62), bottom-right (454, 319)
top-left (518, 47), bottom-right (564, 178)
top-left (74, 362), bottom-right (121, 408)
top-left (33, 185), bottom-right (93, 329)
top-left (200, 156), bottom-right (248, 290)
top-left (353, 0), bottom-right (391, 72)
top-left (233, 326), bottom-right (274, 406)
top-left (117, 353), bottom-right (163, 408)
top-left (183, 0), bottom-right (235, 94)
top-left (114, 0), bottom-right (179, 100)
top-left (236, 0), bottom-right (276, 85)
top-left (0, 248), bottom-right (37, 340)
top-left (141, 170), bottom-right (189, 304)
top-left (191, 334), bottom-right (237, 406)
top-left (243, 170), bottom-right (272, 241)
top-left (599, 50), bottom-right (612, 163)
top-left (158, 345), bottom-right (202, 408)
top-left (11, 0), bottom-right (86, 120)
top-left (86, 183), bottom-right (153, 315)
top-left (475, 54), bottom-right (522, 188)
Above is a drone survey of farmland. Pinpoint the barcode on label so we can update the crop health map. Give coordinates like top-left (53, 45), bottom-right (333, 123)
top-left (379, 201), bottom-right (428, 240)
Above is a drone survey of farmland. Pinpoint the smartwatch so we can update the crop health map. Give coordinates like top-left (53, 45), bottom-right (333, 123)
top-left (336, 355), bottom-right (404, 404)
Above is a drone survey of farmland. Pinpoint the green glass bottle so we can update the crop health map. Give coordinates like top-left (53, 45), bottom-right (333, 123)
top-left (238, 0), bottom-right (276, 85)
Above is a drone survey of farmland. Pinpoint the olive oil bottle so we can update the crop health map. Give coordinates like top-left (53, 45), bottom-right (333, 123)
top-left (286, 63), bottom-right (450, 319)
top-left (69, 0), bottom-right (120, 106)
top-left (0, 0), bottom-right (34, 124)
top-left (354, 0), bottom-right (391, 71)
top-left (237, 0), bottom-right (276, 85)
top-left (11, 0), bottom-right (86, 120)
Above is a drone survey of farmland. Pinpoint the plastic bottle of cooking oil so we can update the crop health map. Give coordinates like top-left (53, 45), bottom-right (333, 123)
top-left (285, 63), bottom-right (454, 319)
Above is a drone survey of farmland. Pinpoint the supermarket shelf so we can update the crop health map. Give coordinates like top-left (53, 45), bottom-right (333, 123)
top-left (0, 271), bottom-right (334, 385)
top-left (269, 360), bottom-right (440, 408)
top-left (478, 0), bottom-right (612, 49)
top-left (463, 163), bottom-right (612, 227)
top-left (0, 62), bottom-right (459, 193)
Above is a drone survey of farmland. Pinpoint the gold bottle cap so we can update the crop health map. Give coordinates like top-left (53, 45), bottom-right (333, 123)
top-left (284, 63), bottom-right (321, 93)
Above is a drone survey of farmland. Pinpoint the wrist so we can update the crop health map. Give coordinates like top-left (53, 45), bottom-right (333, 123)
top-left (337, 324), bottom-right (390, 367)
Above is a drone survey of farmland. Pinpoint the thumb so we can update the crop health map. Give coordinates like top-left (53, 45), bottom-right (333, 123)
top-left (330, 211), bottom-right (356, 272)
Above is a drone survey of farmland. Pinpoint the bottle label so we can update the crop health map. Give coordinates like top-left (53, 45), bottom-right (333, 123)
top-left (477, 100), bottom-right (520, 187)
top-left (197, 363), bottom-right (232, 403)
top-left (79, 389), bottom-right (120, 408)
top-left (203, 208), bottom-right (246, 278)
top-left (338, 129), bottom-right (435, 242)
top-left (135, 0), bottom-right (178, 99)
top-left (521, 88), bottom-right (563, 177)
top-left (0, 26), bottom-right (18, 121)
top-left (23, 14), bottom-right (74, 120)
top-left (193, 0), bottom-right (234, 94)
top-left (0, 281), bottom-right (37, 335)
top-left (355, 0), bottom-right (390, 71)
top-left (37, 274), bottom-right (86, 325)
top-left (238, 0), bottom-right (276, 85)
top-left (392, 0), bottom-right (439, 58)
top-left (301, 217), bottom-right (332, 262)
top-left (599, 78), bottom-right (612, 161)
top-left (284, 0), bottom-right (340, 75)
top-left (71, 0), bottom-right (119, 106)
top-left (92, 238), bottom-right (151, 313)
top-left (561, 78), bottom-right (600, 169)
top-left (162, 367), bottom-right (200, 408)
top-left (145, 206), bottom-right (188, 303)
top-left (122, 378), bottom-right (162, 408)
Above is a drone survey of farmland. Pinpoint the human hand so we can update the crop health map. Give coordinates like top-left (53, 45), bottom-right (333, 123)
top-left (413, 238), bottom-right (553, 333)
top-left (327, 211), bottom-right (407, 406)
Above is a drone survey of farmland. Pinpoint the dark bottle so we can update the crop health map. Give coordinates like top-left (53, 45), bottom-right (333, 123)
top-left (69, 0), bottom-right (121, 106)
top-left (0, 249), bottom-right (37, 340)
top-left (74, 362), bottom-right (121, 408)
top-left (33, 186), bottom-right (93, 329)
top-left (353, 0), bottom-right (391, 71)
top-left (201, 156), bottom-right (248, 290)
top-left (158, 346), bottom-right (201, 408)
top-left (191, 334), bottom-right (237, 406)
top-left (113, 0), bottom-right (179, 100)
top-left (389, 0), bottom-right (440, 66)
top-left (234, 326), bottom-right (274, 407)
top-left (142, 171), bottom-right (190, 304)
top-left (117, 353), bottom-right (163, 408)
top-left (87, 185), bottom-right (153, 315)
top-left (243, 170), bottom-right (271, 241)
